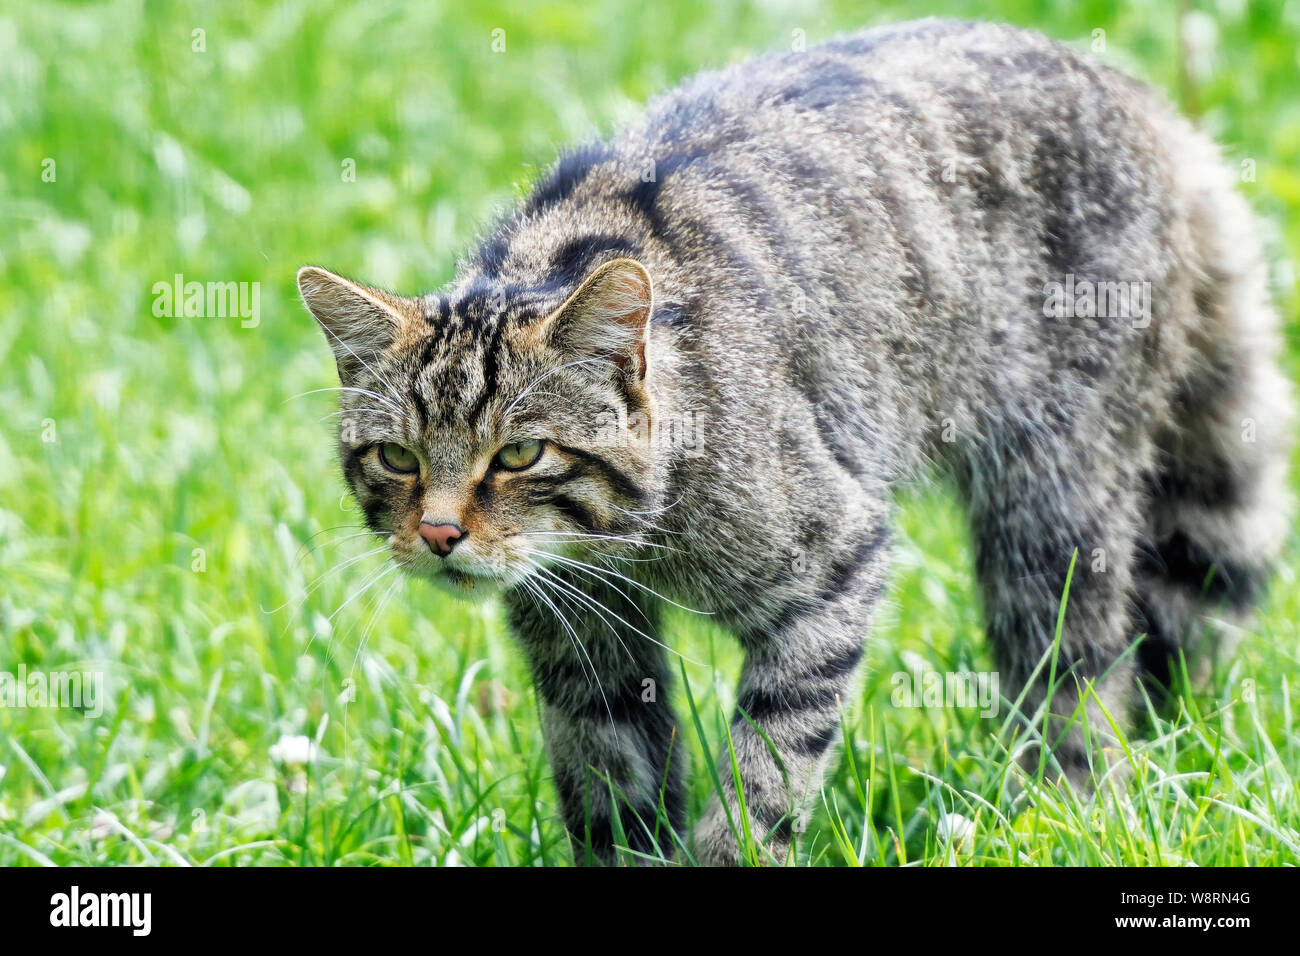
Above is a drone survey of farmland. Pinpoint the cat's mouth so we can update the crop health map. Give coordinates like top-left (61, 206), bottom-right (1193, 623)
top-left (442, 567), bottom-right (490, 589)
top-left (434, 565), bottom-right (514, 598)
top-left (393, 532), bottom-right (541, 599)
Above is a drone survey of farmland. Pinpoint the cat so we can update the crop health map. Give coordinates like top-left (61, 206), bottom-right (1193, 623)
top-left (297, 18), bottom-right (1292, 865)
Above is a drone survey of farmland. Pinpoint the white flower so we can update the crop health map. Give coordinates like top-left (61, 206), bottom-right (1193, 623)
top-left (269, 734), bottom-right (318, 767)
top-left (89, 810), bottom-right (118, 841)
top-left (937, 812), bottom-right (976, 854)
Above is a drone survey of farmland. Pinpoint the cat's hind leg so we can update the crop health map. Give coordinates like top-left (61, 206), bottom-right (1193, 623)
top-left (962, 408), bottom-right (1151, 786)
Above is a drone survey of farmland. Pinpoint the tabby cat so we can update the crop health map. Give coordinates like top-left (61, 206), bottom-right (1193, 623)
top-left (297, 19), bottom-right (1292, 865)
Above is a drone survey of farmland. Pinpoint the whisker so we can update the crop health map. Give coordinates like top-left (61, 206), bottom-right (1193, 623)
top-left (314, 564), bottom-right (400, 647)
top-left (504, 356), bottom-right (621, 418)
top-left (313, 320), bottom-right (405, 402)
top-left (610, 494), bottom-right (689, 532)
top-left (519, 577), bottom-right (591, 687)
top-left (310, 560), bottom-right (402, 659)
top-left (308, 556), bottom-right (395, 660)
top-left (350, 570), bottom-right (405, 676)
top-left (502, 390), bottom-right (584, 407)
top-left (526, 548), bottom-right (713, 616)
top-left (517, 576), bottom-right (593, 688)
top-left (519, 554), bottom-right (703, 666)
top-left (289, 523), bottom-right (368, 560)
top-left (525, 554), bottom-right (655, 629)
top-left (612, 493), bottom-right (687, 518)
top-left (319, 408), bottom-right (398, 424)
top-left (514, 530), bottom-right (683, 554)
top-left (285, 386), bottom-right (404, 417)
top-left (291, 528), bottom-right (390, 570)
top-left (519, 577), bottom-right (616, 735)
top-left (527, 562), bottom-right (637, 665)
top-left (262, 544), bottom-right (392, 615)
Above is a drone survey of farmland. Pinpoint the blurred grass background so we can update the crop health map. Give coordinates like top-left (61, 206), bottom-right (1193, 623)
top-left (1, 0), bottom-right (1298, 865)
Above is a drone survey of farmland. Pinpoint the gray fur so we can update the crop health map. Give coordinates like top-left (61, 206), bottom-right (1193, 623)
top-left (298, 19), bottom-right (1292, 865)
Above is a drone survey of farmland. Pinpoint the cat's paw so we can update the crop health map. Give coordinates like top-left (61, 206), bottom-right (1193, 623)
top-left (693, 803), bottom-right (745, 866)
top-left (693, 800), bottom-right (790, 866)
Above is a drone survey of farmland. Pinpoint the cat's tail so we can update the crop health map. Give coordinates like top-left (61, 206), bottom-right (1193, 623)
top-left (1134, 115), bottom-right (1293, 692)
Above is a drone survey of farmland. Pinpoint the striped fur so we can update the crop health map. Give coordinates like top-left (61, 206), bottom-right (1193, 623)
top-left (299, 20), bottom-right (1292, 865)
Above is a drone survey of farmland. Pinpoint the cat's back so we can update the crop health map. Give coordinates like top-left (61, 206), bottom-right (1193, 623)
top-left (599, 17), bottom-right (1179, 314)
top-left (598, 20), bottom-right (1187, 399)
top-left (624, 17), bottom-right (1152, 180)
top-left (561, 18), bottom-right (1243, 488)
top-left (500, 18), bottom-right (1222, 448)
top-left (640, 19), bottom-right (1096, 130)
top-left (513, 18), bottom-right (1180, 312)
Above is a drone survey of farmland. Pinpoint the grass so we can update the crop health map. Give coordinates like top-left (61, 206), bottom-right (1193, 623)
top-left (1, 0), bottom-right (1298, 866)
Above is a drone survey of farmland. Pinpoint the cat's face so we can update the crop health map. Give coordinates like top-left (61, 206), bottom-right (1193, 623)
top-left (297, 260), bottom-right (657, 598)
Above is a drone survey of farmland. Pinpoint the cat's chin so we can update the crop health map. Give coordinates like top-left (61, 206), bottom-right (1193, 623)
top-left (425, 567), bottom-right (506, 601)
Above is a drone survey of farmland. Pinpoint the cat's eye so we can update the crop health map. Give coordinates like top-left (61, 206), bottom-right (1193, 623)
top-left (377, 442), bottom-right (419, 474)
top-left (494, 439), bottom-right (544, 471)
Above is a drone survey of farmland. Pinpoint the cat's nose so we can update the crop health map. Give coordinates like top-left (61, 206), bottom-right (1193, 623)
top-left (419, 521), bottom-right (464, 556)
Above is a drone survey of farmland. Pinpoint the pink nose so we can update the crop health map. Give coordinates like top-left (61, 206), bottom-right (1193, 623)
top-left (419, 522), bottom-right (464, 556)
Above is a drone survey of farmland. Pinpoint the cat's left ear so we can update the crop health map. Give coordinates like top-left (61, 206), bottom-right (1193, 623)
top-left (537, 257), bottom-right (654, 387)
top-left (297, 266), bottom-right (419, 381)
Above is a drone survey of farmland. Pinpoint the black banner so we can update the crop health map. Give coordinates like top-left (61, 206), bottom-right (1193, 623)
top-left (0, 865), bottom-right (1278, 941)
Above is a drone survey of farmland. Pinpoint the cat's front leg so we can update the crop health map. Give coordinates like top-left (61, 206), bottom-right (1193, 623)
top-left (696, 528), bottom-right (892, 866)
top-left (504, 574), bottom-right (686, 865)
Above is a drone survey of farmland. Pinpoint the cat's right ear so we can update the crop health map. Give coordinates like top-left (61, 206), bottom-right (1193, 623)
top-left (297, 266), bottom-right (417, 381)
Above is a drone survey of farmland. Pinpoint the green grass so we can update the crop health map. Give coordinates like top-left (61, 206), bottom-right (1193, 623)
top-left (2, 0), bottom-right (1298, 866)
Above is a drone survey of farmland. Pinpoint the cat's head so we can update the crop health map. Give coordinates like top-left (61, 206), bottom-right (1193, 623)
top-left (297, 259), bottom-right (660, 598)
